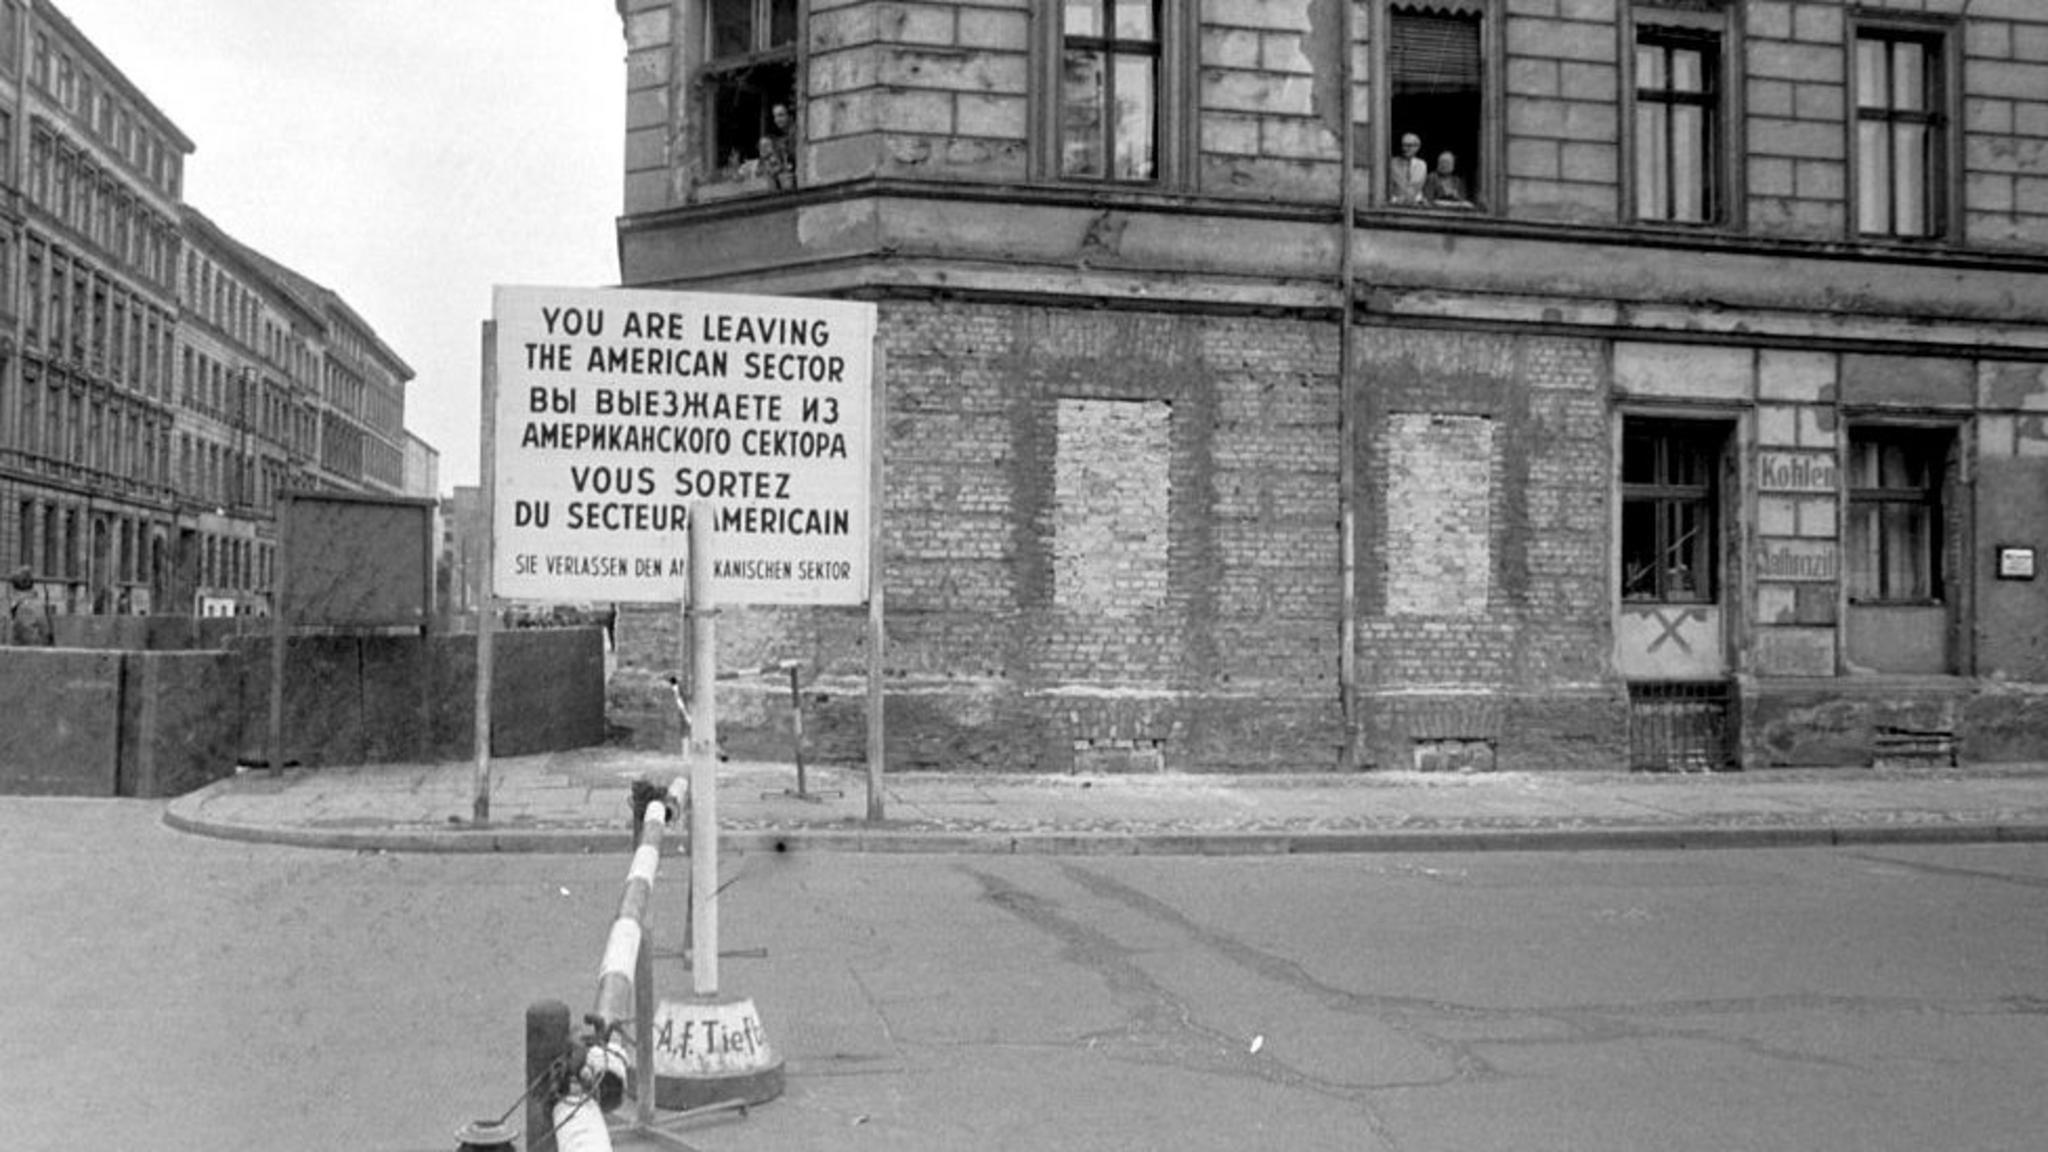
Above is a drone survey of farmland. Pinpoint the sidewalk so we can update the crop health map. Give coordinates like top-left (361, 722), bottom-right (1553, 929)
top-left (162, 746), bottom-right (2048, 855)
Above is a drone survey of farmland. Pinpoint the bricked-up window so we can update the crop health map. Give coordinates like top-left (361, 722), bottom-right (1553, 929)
top-left (1855, 26), bottom-right (1947, 239)
top-left (704, 0), bottom-right (798, 185)
top-left (1386, 413), bottom-right (1492, 616)
top-left (1633, 12), bottom-right (1721, 224)
top-left (1846, 428), bottom-right (1947, 603)
top-left (1053, 398), bottom-right (1169, 614)
top-left (1388, 4), bottom-right (1483, 209)
top-left (1621, 420), bottom-right (1720, 603)
top-left (1060, 0), bottom-right (1159, 180)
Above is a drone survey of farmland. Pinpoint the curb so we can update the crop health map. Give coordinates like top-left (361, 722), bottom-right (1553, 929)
top-left (161, 803), bottom-right (2048, 857)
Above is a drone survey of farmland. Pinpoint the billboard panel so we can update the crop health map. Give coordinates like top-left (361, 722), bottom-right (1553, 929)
top-left (281, 493), bottom-right (435, 627)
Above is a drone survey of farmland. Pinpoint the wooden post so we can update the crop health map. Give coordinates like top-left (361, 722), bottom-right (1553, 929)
top-left (267, 494), bottom-right (289, 777)
top-left (687, 503), bottom-right (719, 996)
top-left (524, 1000), bottom-right (570, 1152)
top-left (475, 322), bottom-right (499, 824)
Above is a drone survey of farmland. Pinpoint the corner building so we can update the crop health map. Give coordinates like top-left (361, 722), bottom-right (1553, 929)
top-left (612, 0), bottom-right (2048, 772)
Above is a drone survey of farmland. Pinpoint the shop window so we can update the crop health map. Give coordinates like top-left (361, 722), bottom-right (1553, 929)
top-left (1621, 419), bottom-right (1721, 603)
top-left (1633, 6), bottom-right (1723, 224)
top-left (1387, 3), bottom-right (1484, 209)
top-left (1855, 25), bottom-right (1947, 239)
top-left (704, 0), bottom-right (799, 187)
top-left (1059, 0), bottom-right (1159, 181)
top-left (1846, 428), bottom-right (1947, 603)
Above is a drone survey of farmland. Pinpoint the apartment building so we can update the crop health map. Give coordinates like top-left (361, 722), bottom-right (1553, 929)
top-left (0, 1), bottom-right (187, 614)
top-left (174, 208), bottom-right (321, 615)
top-left (612, 0), bottom-right (2048, 771)
top-left (0, 2), bottom-right (423, 620)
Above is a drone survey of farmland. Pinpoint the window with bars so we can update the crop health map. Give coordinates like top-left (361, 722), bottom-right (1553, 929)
top-left (1633, 15), bottom-right (1721, 224)
top-left (1846, 428), bottom-right (1947, 604)
top-left (1387, 4), bottom-right (1483, 209)
top-left (1621, 419), bottom-right (1722, 603)
top-left (1855, 26), bottom-right (1946, 239)
top-left (1059, 0), bottom-right (1160, 181)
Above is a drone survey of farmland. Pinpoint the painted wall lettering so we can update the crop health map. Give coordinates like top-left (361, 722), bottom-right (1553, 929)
top-left (1757, 451), bottom-right (1837, 493)
top-left (1756, 538), bottom-right (1838, 581)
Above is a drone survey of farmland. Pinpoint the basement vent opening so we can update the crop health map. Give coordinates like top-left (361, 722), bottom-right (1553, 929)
top-left (1873, 726), bottom-right (1956, 769)
top-left (1072, 738), bottom-right (1166, 775)
top-left (1628, 680), bottom-right (1734, 773)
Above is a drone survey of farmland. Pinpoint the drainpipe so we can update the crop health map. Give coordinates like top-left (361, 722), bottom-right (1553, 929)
top-left (5, 2), bottom-right (31, 545)
top-left (1336, 0), bottom-right (1359, 770)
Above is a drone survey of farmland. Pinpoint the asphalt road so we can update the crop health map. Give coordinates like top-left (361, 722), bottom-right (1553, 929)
top-left (5, 799), bottom-right (2047, 1152)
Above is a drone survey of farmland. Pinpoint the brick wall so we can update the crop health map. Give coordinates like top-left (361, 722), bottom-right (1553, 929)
top-left (1354, 326), bottom-right (1625, 771)
top-left (613, 298), bottom-right (1344, 771)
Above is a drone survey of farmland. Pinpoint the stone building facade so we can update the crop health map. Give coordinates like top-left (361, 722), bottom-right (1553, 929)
top-left (611, 0), bottom-right (2048, 771)
top-left (0, 2), bottom-right (421, 622)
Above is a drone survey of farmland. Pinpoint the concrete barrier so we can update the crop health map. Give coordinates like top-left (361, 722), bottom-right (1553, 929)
top-left (122, 651), bottom-right (244, 798)
top-left (0, 626), bottom-right (609, 796)
top-left (0, 649), bottom-right (124, 795)
top-left (225, 627), bottom-right (607, 767)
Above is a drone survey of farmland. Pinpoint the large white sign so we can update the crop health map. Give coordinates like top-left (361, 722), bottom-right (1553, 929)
top-left (490, 285), bottom-right (875, 605)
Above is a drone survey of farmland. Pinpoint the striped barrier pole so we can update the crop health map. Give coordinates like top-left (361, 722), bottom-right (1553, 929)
top-left (521, 776), bottom-right (686, 1152)
top-left (597, 777), bottom-right (688, 1123)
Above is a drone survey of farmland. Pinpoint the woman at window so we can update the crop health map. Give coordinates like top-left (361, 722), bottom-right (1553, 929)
top-left (1423, 151), bottom-right (1472, 207)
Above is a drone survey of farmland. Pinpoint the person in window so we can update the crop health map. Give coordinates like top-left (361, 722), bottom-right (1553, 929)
top-left (767, 102), bottom-right (798, 189)
top-left (1388, 133), bottom-right (1427, 204)
top-left (755, 135), bottom-right (786, 185)
top-left (1424, 151), bottom-right (1472, 207)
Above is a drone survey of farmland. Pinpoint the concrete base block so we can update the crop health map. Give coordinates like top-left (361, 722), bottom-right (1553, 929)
top-left (650, 995), bottom-right (785, 1112)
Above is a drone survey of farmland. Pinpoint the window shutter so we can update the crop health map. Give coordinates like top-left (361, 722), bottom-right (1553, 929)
top-left (1391, 12), bottom-right (1482, 94)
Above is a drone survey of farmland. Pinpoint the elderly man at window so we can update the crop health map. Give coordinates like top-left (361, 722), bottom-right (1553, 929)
top-left (1388, 133), bottom-right (1428, 204)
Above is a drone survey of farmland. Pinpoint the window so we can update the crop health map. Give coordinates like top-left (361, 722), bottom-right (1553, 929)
top-left (0, 7), bottom-right (19, 81)
top-left (703, 0), bottom-right (798, 184)
top-left (1633, 7), bottom-right (1722, 224)
top-left (1387, 3), bottom-right (1484, 209)
top-left (1855, 26), bottom-right (1946, 239)
top-left (1621, 420), bottom-right (1721, 602)
top-left (1846, 429), bottom-right (1946, 603)
top-left (1059, 0), bottom-right (1159, 181)
top-left (19, 377), bottom-right (37, 457)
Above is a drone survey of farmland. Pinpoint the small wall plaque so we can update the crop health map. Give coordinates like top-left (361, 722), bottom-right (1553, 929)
top-left (1997, 545), bottom-right (2036, 581)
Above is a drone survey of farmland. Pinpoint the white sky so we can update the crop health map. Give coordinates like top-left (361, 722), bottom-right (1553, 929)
top-left (58, 0), bottom-right (629, 494)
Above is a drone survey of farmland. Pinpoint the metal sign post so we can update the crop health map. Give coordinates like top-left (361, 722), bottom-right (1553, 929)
top-left (687, 502), bottom-right (719, 997)
top-left (475, 321), bottom-right (499, 824)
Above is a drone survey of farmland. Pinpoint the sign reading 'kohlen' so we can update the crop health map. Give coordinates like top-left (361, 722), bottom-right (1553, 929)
top-left (491, 285), bottom-right (875, 605)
